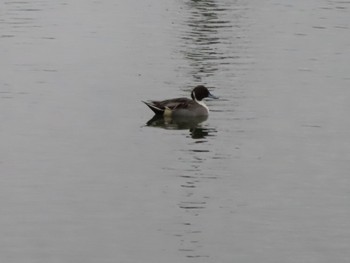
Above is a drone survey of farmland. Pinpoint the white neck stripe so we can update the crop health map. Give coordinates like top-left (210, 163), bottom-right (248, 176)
top-left (196, 99), bottom-right (209, 112)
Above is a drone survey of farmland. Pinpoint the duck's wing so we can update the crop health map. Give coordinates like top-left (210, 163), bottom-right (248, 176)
top-left (143, 98), bottom-right (192, 115)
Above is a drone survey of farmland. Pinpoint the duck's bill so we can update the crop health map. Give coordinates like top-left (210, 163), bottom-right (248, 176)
top-left (208, 92), bottom-right (219, 99)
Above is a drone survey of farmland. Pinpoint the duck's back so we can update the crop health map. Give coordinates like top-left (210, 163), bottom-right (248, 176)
top-left (156, 97), bottom-right (191, 110)
top-left (143, 97), bottom-right (209, 117)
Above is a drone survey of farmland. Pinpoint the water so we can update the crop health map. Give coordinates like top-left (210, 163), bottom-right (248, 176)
top-left (1, 0), bottom-right (350, 262)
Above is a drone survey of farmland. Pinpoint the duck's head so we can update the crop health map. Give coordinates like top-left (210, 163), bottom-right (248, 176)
top-left (191, 85), bottom-right (218, 101)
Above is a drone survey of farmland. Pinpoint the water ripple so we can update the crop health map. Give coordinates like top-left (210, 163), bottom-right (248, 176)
top-left (172, 0), bottom-right (254, 90)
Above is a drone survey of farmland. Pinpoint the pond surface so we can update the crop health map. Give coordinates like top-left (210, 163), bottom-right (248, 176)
top-left (1, 0), bottom-right (350, 262)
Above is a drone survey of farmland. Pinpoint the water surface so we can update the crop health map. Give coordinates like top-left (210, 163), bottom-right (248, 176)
top-left (1, 0), bottom-right (350, 262)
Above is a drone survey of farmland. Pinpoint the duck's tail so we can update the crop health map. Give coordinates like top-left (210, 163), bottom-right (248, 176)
top-left (142, 101), bottom-right (164, 115)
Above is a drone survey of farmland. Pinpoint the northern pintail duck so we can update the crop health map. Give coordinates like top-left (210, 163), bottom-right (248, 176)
top-left (143, 85), bottom-right (218, 117)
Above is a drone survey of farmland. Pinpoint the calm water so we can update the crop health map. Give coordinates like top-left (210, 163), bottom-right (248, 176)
top-left (1, 0), bottom-right (350, 262)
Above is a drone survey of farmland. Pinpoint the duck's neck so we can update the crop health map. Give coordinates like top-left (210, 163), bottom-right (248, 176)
top-left (195, 99), bottom-right (209, 112)
top-left (192, 92), bottom-right (209, 112)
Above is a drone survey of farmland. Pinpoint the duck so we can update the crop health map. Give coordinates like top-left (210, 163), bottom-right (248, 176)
top-left (142, 85), bottom-right (218, 117)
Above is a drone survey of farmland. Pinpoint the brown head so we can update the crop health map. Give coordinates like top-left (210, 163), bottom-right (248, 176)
top-left (191, 85), bottom-right (218, 101)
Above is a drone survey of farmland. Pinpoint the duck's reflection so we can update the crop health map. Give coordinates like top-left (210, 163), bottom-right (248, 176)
top-left (146, 115), bottom-right (207, 130)
top-left (146, 115), bottom-right (215, 139)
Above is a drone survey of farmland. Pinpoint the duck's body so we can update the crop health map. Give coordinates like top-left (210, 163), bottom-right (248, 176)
top-left (143, 85), bottom-right (217, 117)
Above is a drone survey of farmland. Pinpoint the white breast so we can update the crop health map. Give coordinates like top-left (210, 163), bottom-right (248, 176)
top-left (196, 100), bottom-right (209, 113)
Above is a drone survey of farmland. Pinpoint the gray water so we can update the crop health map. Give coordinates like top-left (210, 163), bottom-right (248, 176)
top-left (1, 0), bottom-right (350, 262)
